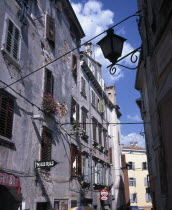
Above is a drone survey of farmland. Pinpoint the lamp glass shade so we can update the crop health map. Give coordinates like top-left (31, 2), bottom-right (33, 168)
top-left (97, 30), bottom-right (126, 63)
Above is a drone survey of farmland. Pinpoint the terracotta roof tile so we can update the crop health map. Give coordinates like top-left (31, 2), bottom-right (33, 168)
top-left (122, 144), bottom-right (145, 150)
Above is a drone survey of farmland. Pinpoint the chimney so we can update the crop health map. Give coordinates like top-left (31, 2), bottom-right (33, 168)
top-left (84, 42), bottom-right (92, 56)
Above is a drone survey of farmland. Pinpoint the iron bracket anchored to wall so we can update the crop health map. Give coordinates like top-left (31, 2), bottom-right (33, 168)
top-left (107, 47), bottom-right (141, 75)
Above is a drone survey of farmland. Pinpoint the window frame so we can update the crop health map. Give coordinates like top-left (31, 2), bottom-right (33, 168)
top-left (41, 127), bottom-right (53, 162)
top-left (142, 162), bottom-right (148, 170)
top-left (70, 144), bottom-right (82, 177)
top-left (128, 161), bottom-right (135, 170)
top-left (1, 13), bottom-right (21, 66)
top-left (0, 89), bottom-right (15, 141)
top-left (44, 68), bottom-right (54, 95)
top-left (129, 177), bottom-right (136, 186)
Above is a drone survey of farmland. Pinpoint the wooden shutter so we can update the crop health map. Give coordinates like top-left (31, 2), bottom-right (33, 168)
top-left (13, 27), bottom-right (20, 60)
top-left (144, 177), bottom-right (147, 186)
top-left (134, 178), bottom-right (136, 186)
top-left (46, 14), bottom-right (55, 42)
top-left (44, 69), bottom-right (54, 95)
top-left (132, 162), bottom-right (135, 170)
top-left (77, 150), bottom-right (82, 175)
top-left (72, 54), bottom-right (77, 77)
top-left (41, 127), bottom-right (52, 161)
top-left (0, 91), bottom-right (14, 139)
top-left (6, 19), bottom-right (14, 54)
top-left (109, 147), bottom-right (112, 164)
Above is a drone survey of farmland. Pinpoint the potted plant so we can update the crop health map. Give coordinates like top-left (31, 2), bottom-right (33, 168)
top-left (42, 94), bottom-right (60, 115)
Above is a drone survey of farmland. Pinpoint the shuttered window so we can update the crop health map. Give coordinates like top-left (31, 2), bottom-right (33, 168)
top-left (5, 18), bottom-right (20, 61)
top-left (46, 14), bottom-right (55, 43)
top-left (44, 69), bottom-right (54, 95)
top-left (71, 54), bottom-right (77, 78)
top-left (129, 177), bottom-right (136, 186)
top-left (0, 90), bottom-right (14, 139)
top-left (70, 145), bottom-right (82, 176)
top-left (41, 127), bottom-right (52, 161)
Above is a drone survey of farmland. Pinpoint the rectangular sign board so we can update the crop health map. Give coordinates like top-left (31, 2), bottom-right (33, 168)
top-left (35, 160), bottom-right (58, 168)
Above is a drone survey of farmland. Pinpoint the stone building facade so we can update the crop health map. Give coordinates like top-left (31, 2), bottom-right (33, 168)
top-left (135, 0), bottom-right (172, 209)
top-left (0, 0), bottom-right (124, 210)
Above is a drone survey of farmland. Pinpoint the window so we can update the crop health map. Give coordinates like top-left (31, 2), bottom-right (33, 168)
top-left (70, 145), bottom-right (82, 176)
top-left (44, 69), bottom-right (54, 95)
top-left (81, 107), bottom-right (87, 131)
top-left (71, 200), bottom-right (77, 208)
top-left (45, 14), bottom-right (55, 43)
top-left (71, 54), bottom-right (77, 78)
top-left (3, 16), bottom-right (21, 62)
top-left (127, 162), bottom-right (135, 170)
top-left (54, 200), bottom-right (68, 210)
top-left (81, 77), bottom-right (86, 96)
top-left (142, 162), bottom-right (148, 170)
top-left (93, 160), bottom-right (103, 184)
top-left (96, 97), bottom-right (100, 110)
top-left (92, 118), bottom-right (97, 142)
top-left (144, 177), bottom-right (148, 186)
top-left (37, 202), bottom-right (49, 210)
top-left (41, 127), bottom-right (52, 161)
top-left (92, 91), bottom-right (96, 107)
top-left (0, 90), bottom-right (14, 139)
top-left (103, 129), bottom-right (107, 149)
top-left (129, 178), bottom-right (136, 186)
top-left (98, 124), bottom-right (102, 145)
top-left (130, 193), bottom-right (137, 203)
top-left (82, 154), bottom-right (89, 182)
top-left (145, 193), bottom-right (152, 202)
top-left (71, 98), bottom-right (79, 124)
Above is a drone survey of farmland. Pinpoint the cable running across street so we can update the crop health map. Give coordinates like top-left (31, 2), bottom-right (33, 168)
top-left (2, 9), bottom-right (142, 90)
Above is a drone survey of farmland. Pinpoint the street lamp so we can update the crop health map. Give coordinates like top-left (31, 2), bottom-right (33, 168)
top-left (97, 28), bottom-right (141, 75)
top-left (97, 29), bottom-right (126, 63)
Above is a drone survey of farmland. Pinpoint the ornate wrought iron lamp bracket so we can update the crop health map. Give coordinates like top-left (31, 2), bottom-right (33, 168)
top-left (107, 47), bottom-right (141, 75)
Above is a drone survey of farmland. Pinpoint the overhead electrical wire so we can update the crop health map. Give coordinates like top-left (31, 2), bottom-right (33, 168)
top-left (2, 10), bottom-right (142, 90)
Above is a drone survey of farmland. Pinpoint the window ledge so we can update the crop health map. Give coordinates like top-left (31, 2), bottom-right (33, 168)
top-left (0, 135), bottom-right (14, 145)
top-left (1, 48), bottom-right (21, 69)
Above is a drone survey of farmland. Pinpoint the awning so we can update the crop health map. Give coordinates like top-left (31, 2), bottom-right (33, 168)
top-left (0, 171), bottom-right (21, 194)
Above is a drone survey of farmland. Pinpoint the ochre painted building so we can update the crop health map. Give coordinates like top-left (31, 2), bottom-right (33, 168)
top-left (122, 143), bottom-right (152, 210)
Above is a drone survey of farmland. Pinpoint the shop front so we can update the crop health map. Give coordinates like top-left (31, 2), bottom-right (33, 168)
top-left (0, 171), bottom-right (22, 210)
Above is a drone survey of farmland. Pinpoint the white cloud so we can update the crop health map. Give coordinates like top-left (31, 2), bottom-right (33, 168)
top-left (121, 133), bottom-right (145, 147)
top-left (127, 114), bottom-right (141, 122)
top-left (71, 0), bottom-right (114, 42)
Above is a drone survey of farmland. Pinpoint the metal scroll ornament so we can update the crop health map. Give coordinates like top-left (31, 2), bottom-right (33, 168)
top-left (108, 47), bottom-right (141, 75)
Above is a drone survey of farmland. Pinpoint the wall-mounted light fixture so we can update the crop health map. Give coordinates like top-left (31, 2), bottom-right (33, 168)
top-left (97, 28), bottom-right (141, 75)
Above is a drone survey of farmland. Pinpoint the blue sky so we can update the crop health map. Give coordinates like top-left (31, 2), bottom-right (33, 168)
top-left (71, 0), bottom-right (145, 146)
